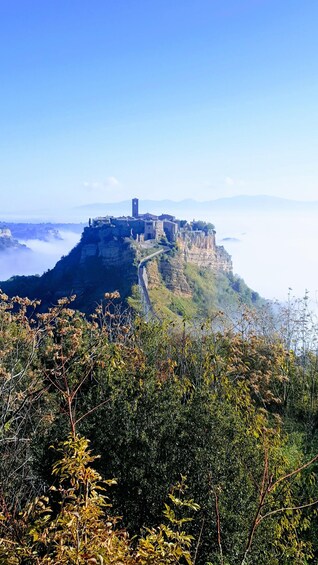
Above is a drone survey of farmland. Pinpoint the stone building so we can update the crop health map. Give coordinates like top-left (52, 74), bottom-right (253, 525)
top-left (144, 219), bottom-right (165, 240)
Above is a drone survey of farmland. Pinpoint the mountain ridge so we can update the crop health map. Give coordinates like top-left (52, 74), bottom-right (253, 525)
top-left (74, 194), bottom-right (314, 218)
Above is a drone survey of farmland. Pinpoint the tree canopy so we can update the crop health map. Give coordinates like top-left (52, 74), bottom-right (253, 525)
top-left (0, 293), bottom-right (318, 564)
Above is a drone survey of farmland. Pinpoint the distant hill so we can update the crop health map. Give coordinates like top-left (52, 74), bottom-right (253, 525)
top-left (73, 195), bottom-right (315, 221)
top-left (0, 222), bottom-right (86, 241)
top-left (1, 195), bottom-right (312, 224)
top-left (0, 228), bottom-right (30, 253)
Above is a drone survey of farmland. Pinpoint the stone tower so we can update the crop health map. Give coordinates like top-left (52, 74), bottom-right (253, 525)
top-left (132, 198), bottom-right (139, 218)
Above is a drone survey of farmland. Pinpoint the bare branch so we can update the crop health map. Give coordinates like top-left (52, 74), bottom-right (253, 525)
top-left (269, 453), bottom-right (318, 493)
top-left (74, 398), bottom-right (111, 427)
top-left (258, 499), bottom-right (318, 524)
top-left (193, 516), bottom-right (205, 565)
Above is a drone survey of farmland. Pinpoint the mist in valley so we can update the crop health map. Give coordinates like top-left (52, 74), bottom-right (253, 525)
top-left (211, 210), bottom-right (318, 307)
top-left (0, 231), bottom-right (81, 282)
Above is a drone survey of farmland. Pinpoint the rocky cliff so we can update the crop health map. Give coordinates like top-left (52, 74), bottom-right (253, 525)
top-left (1, 227), bottom-right (138, 313)
top-left (178, 231), bottom-right (232, 273)
top-left (147, 254), bottom-right (192, 297)
top-left (80, 226), bottom-right (136, 267)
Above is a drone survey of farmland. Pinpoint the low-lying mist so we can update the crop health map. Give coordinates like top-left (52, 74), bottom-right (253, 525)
top-left (211, 210), bottom-right (318, 307)
top-left (0, 231), bottom-right (81, 282)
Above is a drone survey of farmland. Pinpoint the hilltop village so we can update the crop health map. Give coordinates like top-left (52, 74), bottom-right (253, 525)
top-left (90, 198), bottom-right (180, 242)
top-left (86, 198), bottom-right (232, 274)
top-left (90, 198), bottom-right (216, 244)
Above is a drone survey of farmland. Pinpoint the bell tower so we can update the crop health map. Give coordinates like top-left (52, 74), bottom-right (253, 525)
top-left (132, 198), bottom-right (139, 218)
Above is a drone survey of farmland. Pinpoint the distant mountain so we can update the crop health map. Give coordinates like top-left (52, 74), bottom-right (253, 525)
top-left (207, 195), bottom-right (318, 212)
top-left (1, 195), bottom-right (314, 224)
top-left (74, 195), bottom-right (316, 221)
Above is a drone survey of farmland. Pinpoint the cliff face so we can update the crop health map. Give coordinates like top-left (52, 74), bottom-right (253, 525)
top-left (159, 256), bottom-right (192, 296)
top-left (47, 227), bottom-right (138, 309)
top-left (79, 226), bottom-right (232, 303)
top-left (177, 231), bottom-right (232, 273)
top-left (80, 227), bottom-right (136, 267)
top-left (147, 255), bottom-right (192, 297)
top-left (1, 227), bottom-right (138, 314)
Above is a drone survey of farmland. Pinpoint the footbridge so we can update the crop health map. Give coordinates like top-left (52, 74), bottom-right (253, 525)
top-left (138, 247), bottom-right (170, 321)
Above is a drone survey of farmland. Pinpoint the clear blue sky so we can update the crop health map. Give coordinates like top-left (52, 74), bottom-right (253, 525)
top-left (1, 0), bottom-right (318, 214)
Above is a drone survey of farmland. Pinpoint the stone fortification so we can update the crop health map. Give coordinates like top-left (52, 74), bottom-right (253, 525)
top-left (178, 231), bottom-right (232, 273)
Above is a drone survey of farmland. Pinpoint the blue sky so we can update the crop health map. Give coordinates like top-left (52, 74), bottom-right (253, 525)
top-left (1, 0), bottom-right (318, 214)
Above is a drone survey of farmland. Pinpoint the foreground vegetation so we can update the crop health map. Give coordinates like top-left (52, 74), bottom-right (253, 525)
top-left (0, 292), bottom-right (318, 564)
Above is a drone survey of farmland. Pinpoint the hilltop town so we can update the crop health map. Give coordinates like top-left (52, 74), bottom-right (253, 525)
top-left (89, 198), bottom-right (213, 242)
top-left (86, 198), bottom-right (232, 274)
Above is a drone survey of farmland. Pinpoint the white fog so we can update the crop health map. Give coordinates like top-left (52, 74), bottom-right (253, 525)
top-left (0, 231), bottom-right (81, 282)
top-left (212, 210), bottom-right (318, 306)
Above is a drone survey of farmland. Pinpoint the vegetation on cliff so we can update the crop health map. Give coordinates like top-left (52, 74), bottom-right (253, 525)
top-left (144, 255), bottom-right (263, 321)
top-left (0, 235), bottom-right (138, 313)
top-left (0, 292), bottom-right (318, 563)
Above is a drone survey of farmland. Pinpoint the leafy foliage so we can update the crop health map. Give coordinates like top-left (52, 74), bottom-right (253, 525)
top-left (0, 435), bottom-right (198, 565)
top-left (0, 294), bottom-right (318, 564)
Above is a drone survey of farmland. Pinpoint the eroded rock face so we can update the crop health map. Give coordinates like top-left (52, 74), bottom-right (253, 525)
top-left (80, 228), bottom-right (135, 267)
top-left (146, 253), bottom-right (193, 298)
top-left (158, 255), bottom-right (192, 296)
top-left (146, 259), bottom-right (161, 289)
top-left (0, 222), bottom-right (235, 315)
top-left (178, 232), bottom-right (232, 273)
top-left (145, 251), bottom-right (192, 297)
top-left (78, 226), bottom-right (232, 302)
top-left (80, 226), bottom-right (232, 278)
